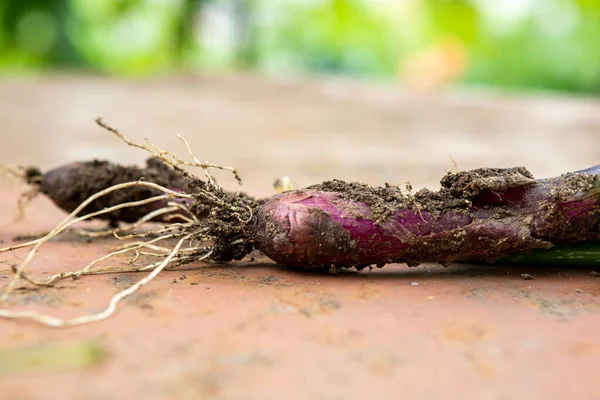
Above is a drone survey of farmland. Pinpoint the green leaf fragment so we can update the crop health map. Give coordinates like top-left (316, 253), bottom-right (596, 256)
top-left (498, 242), bottom-right (600, 267)
top-left (0, 340), bottom-right (107, 375)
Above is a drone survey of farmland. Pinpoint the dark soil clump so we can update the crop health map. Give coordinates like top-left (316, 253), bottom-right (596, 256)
top-left (548, 172), bottom-right (596, 201)
top-left (28, 158), bottom-right (191, 223)
top-left (440, 167), bottom-right (535, 198)
top-left (186, 184), bottom-right (258, 262)
top-left (309, 167), bottom-right (541, 221)
top-left (308, 180), bottom-right (408, 222)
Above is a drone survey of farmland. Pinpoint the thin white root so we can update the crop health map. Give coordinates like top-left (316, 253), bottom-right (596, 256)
top-left (1, 195), bottom-right (169, 253)
top-left (113, 223), bottom-right (193, 240)
top-left (166, 201), bottom-right (200, 223)
top-left (2, 194), bottom-right (172, 296)
top-left (74, 204), bottom-right (185, 238)
top-left (97, 119), bottom-right (254, 224)
top-left (0, 164), bottom-right (27, 179)
top-left (0, 181), bottom-right (191, 253)
top-left (162, 212), bottom-right (195, 225)
top-left (24, 234), bottom-right (176, 286)
top-left (176, 134), bottom-right (242, 192)
top-left (16, 186), bottom-right (40, 221)
top-left (95, 117), bottom-right (242, 192)
top-left (0, 118), bottom-right (249, 327)
top-left (115, 240), bottom-right (204, 256)
top-left (0, 235), bottom-right (204, 328)
top-left (0, 164), bottom-right (40, 220)
top-left (1, 181), bottom-right (192, 300)
top-left (447, 155), bottom-right (459, 174)
top-left (115, 240), bottom-right (174, 253)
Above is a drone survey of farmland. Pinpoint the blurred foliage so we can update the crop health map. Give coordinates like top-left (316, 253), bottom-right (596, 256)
top-left (0, 0), bottom-right (206, 74)
top-left (1, 0), bottom-right (600, 93)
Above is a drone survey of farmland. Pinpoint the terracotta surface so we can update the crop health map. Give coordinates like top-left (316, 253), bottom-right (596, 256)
top-left (0, 74), bottom-right (599, 399)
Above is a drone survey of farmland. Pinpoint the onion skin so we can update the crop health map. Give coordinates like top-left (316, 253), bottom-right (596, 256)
top-left (251, 168), bottom-right (600, 269)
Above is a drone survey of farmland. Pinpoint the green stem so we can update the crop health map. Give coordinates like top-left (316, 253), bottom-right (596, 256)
top-left (497, 242), bottom-right (600, 267)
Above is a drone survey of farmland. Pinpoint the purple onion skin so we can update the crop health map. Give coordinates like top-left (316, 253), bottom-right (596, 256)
top-left (251, 168), bottom-right (600, 269)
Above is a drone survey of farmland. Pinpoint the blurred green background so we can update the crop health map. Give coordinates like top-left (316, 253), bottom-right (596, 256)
top-left (1, 0), bottom-right (600, 93)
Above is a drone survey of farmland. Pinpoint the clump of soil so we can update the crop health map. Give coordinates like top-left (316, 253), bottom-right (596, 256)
top-left (440, 167), bottom-right (535, 197)
top-left (309, 180), bottom-right (409, 222)
top-left (310, 168), bottom-right (597, 219)
top-left (186, 183), bottom-right (259, 262)
top-left (309, 167), bottom-right (540, 222)
top-left (27, 158), bottom-right (192, 224)
top-left (549, 172), bottom-right (596, 201)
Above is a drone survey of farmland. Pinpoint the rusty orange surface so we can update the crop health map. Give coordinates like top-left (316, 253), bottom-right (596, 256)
top-left (0, 75), bottom-right (599, 400)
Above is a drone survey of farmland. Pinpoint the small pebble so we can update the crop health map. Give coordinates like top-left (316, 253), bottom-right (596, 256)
top-left (410, 282), bottom-right (420, 286)
top-left (590, 271), bottom-right (600, 277)
top-left (576, 289), bottom-right (583, 293)
top-left (521, 273), bottom-right (534, 280)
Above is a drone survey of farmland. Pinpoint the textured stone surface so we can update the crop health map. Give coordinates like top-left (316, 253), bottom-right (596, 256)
top-left (0, 74), bottom-right (599, 400)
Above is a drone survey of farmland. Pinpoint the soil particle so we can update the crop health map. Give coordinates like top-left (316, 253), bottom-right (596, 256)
top-left (521, 273), bottom-right (534, 280)
top-left (548, 173), bottom-right (596, 202)
top-left (256, 275), bottom-right (282, 285)
top-left (110, 274), bottom-right (135, 290)
top-left (7, 292), bottom-right (64, 307)
top-left (126, 292), bottom-right (155, 309)
top-left (12, 232), bottom-right (49, 241)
